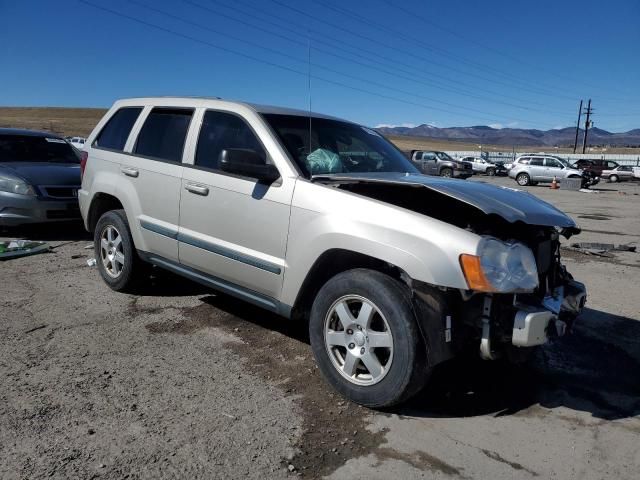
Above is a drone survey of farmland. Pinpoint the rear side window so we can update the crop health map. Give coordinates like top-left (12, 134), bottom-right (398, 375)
top-left (134, 108), bottom-right (193, 162)
top-left (530, 158), bottom-right (543, 166)
top-left (195, 111), bottom-right (265, 170)
top-left (94, 107), bottom-right (142, 151)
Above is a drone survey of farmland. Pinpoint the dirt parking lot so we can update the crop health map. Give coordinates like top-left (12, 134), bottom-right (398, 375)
top-left (1, 177), bottom-right (639, 479)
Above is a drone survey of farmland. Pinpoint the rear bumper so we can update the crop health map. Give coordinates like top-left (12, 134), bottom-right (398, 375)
top-left (0, 192), bottom-right (81, 226)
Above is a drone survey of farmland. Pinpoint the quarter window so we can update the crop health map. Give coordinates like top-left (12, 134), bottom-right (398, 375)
top-left (134, 108), bottom-right (193, 162)
top-left (195, 111), bottom-right (265, 170)
top-left (94, 107), bottom-right (142, 151)
top-left (529, 158), bottom-right (543, 166)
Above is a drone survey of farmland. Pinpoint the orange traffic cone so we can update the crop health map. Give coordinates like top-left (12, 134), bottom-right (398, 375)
top-left (550, 176), bottom-right (559, 189)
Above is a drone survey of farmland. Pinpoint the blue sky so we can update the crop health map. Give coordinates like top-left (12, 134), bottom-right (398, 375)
top-left (1, 0), bottom-right (639, 131)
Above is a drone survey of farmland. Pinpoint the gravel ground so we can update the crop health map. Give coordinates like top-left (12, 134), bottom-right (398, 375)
top-left (1, 177), bottom-right (639, 479)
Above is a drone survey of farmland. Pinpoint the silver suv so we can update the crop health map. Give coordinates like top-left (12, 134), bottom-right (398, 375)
top-left (80, 97), bottom-right (586, 408)
top-left (508, 155), bottom-right (584, 186)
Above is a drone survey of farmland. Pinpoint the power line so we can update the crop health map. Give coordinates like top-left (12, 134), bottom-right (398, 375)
top-left (180, 0), bottom-right (574, 118)
top-left (79, 0), bottom-right (554, 127)
top-left (266, 0), bottom-right (579, 102)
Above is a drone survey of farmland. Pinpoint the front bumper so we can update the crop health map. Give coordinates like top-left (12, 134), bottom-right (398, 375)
top-left (0, 191), bottom-right (81, 226)
top-left (453, 170), bottom-right (473, 178)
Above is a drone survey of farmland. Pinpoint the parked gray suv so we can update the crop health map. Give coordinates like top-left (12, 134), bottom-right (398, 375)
top-left (410, 150), bottom-right (473, 178)
top-left (80, 97), bottom-right (587, 408)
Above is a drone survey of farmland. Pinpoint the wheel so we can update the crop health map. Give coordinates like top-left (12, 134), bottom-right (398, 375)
top-left (486, 168), bottom-right (496, 176)
top-left (516, 172), bottom-right (531, 186)
top-left (94, 209), bottom-right (147, 292)
top-left (609, 175), bottom-right (619, 183)
top-left (440, 167), bottom-right (453, 178)
top-left (309, 269), bottom-right (428, 408)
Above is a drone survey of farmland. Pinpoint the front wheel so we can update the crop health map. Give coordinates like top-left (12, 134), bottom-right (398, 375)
top-left (486, 167), bottom-right (496, 176)
top-left (309, 269), bottom-right (428, 408)
top-left (516, 172), bottom-right (531, 186)
top-left (440, 167), bottom-right (453, 178)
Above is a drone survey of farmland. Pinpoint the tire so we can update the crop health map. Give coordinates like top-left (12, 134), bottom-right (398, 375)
top-left (440, 167), bottom-right (453, 178)
top-left (486, 168), bottom-right (496, 177)
top-left (516, 172), bottom-right (531, 186)
top-left (609, 175), bottom-right (619, 183)
top-left (309, 269), bottom-right (428, 408)
top-left (94, 209), bottom-right (148, 292)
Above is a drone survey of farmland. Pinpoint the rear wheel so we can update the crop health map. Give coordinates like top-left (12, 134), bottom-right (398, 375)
top-left (94, 209), bottom-right (147, 292)
top-left (309, 269), bottom-right (428, 408)
top-left (440, 167), bottom-right (453, 178)
top-left (609, 175), bottom-right (619, 183)
top-left (516, 172), bottom-right (531, 186)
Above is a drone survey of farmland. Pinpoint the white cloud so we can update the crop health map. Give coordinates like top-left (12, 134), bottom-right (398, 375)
top-left (489, 123), bottom-right (503, 129)
top-left (488, 121), bottom-right (519, 129)
top-left (374, 122), bottom-right (418, 128)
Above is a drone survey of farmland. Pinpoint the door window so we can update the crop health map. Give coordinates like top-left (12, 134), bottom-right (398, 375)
top-left (134, 108), bottom-right (193, 162)
top-left (529, 158), bottom-right (543, 166)
top-left (94, 107), bottom-right (143, 151)
top-left (195, 111), bottom-right (266, 170)
top-left (544, 158), bottom-right (562, 168)
top-left (422, 153), bottom-right (436, 161)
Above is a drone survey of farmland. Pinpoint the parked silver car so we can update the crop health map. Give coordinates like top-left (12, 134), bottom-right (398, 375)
top-left (508, 155), bottom-right (584, 186)
top-left (80, 97), bottom-right (587, 407)
top-left (0, 128), bottom-right (81, 226)
top-left (460, 156), bottom-right (498, 176)
top-left (601, 165), bottom-right (635, 182)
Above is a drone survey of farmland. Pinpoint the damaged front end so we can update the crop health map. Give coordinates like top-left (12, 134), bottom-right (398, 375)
top-left (313, 172), bottom-right (587, 366)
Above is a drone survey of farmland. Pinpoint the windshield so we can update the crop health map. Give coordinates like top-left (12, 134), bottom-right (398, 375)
top-left (435, 151), bottom-right (454, 161)
top-left (262, 114), bottom-right (418, 177)
top-left (0, 135), bottom-right (80, 163)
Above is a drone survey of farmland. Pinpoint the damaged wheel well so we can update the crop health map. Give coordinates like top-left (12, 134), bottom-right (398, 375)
top-left (87, 193), bottom-right (124, 233)
top-left (291, 249), bottom-right (408, 320)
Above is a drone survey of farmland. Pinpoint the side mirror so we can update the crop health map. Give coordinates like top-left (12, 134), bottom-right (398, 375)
top-left (220, 148), bottom-right (280, 183)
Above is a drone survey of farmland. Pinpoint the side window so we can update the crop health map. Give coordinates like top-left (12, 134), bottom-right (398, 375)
top-left (423, 153), bottom-right (436, 161)
top-left (518, 157), bottom-right (530, 164)
top-left (544, 158), bottom-right (561, 168)
top-left (607, 161), bottom-right (618, 168)
top-left (134, 108), bottom-right (193, 162)
top-left (94, 107), bottom-right (142, 151)
top-left (195, 111), bottom-right (265, 170)
top-left (529, 158), bottom-right (543, 166)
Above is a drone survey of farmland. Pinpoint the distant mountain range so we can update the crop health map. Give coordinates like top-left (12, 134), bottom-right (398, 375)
top-left (376, 124), bottom-right (640, 147)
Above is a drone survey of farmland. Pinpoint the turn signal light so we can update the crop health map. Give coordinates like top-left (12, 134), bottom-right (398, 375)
top-left (459, 254), bottom-right (494, 292)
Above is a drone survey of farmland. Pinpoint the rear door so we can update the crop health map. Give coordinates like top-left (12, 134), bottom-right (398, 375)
top-left (422, 152), bottom-right (438, 175)
top-left (178, 109), bottom-right (293, 299)
top-left (118, 107), bottom-right (193, 262)
top-left (528, 157), bottom-right (545, 180)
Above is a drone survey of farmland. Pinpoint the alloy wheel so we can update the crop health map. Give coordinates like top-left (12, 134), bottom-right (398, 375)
top-left (100, 225), bottom-right (125, 278)
top-left (323, 295), bottom-right (394, 386)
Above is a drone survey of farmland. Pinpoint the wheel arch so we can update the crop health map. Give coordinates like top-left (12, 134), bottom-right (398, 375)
top-left (291, 249), bottom-right (410, 320)
top-left (87, 192), bottom-right (124, 233)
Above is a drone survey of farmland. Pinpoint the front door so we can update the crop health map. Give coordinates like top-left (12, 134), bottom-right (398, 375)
top-left (178, 110), bottom-right (293, 300)
top-left (543, 157), bottom-right (564, 181)
top-left (422, 152), bottom-right (438, 175)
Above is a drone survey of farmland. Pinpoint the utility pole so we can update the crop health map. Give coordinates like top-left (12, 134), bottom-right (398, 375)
top-left (582, 99), bottom-right (593, 154)
top-left (573, 100), bottom-right (583, 153)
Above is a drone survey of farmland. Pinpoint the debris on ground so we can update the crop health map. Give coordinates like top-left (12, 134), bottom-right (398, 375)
top-left (84, 244), bottom-right (94, 250)
top-left (86, 258), bottom-right (97, 266)
top-left (564, 242), bottom-right (637, 257)
top-left (579, 188), bottom-right (599, 193)
top-left (0, 240), bottom-right (49, 260)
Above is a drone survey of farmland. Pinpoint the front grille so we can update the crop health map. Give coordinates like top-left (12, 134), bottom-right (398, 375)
top-left (40, 186), bottom-right (79, 199)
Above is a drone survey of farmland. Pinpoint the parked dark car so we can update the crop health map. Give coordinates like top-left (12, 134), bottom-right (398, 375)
top-left (410, 150), bottom-right (473, 178)
top-left (0, 128), bottom-right (81, 226)
top-left (572, 159), bottom-right (619, 177)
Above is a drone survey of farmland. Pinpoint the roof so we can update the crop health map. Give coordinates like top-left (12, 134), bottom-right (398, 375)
top-left (115, 96), bottom-right (349, 122)
top-left (0, 128), bottom-right (63, 138)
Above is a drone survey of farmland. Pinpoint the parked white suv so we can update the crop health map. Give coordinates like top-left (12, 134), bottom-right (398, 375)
top-left (79, 97), bottom-right (587, 407)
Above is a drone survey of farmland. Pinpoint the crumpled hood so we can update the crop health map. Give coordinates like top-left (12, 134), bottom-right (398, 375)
top-left (312, 172), bottom-right (578, 229)
top-left (0, 162), bottom-right (81, 186)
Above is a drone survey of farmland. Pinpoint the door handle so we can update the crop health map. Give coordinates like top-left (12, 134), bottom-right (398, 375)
top-left (121, 167), bottom-right (139, 178)
top-left (185, 183), bottom-right (209, 196)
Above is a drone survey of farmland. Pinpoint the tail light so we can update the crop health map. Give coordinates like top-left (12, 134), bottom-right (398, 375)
top-left (80, 151), bottom-right (88, 180)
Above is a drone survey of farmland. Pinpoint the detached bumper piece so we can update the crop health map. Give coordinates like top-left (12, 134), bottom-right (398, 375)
top-left (512, 279), bottom-right (587, 347)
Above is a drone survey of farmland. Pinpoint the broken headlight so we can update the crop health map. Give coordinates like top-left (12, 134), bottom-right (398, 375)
top-left (460, 237), bottom-right (538, 292)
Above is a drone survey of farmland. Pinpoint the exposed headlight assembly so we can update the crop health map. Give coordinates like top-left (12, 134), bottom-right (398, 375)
top-left (0, 173), bottom-right (36, 196)
top-left (460, 237), bottom-right (538, 292)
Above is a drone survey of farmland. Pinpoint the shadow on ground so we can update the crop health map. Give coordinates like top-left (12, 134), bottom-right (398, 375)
top-left (0, 221), bottom-right (90, 242)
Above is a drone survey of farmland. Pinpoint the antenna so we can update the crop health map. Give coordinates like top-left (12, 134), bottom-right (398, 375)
top-left (307, 30), bottom-right (312, 155)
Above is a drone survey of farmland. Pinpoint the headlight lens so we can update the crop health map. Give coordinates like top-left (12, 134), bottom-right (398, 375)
top-left (0, 174), bottom-right (36, 196)
top-left (460, 237), bottom-right (538, 292)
